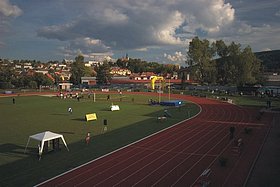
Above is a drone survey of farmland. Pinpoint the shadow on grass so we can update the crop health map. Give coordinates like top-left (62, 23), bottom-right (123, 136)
top-left (58, 131), bottom-right (75, 134)
top-left (50, 113), bottom-right (69, 116)
top-left (0, 143), bottom-right (29, 156)
top-left (100, 108), bottom-right (111, 111)
top-left (71, 118), bottom-right (86, 122)
top-left (0, 105), bottom-right (200, 187)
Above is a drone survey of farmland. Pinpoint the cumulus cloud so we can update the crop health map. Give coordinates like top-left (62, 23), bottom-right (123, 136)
top-left (0, 0), bottom-right (22, 17)
top-left (155, 10), bottom-right (185, 45)
top-left (208, 23), bottom-right (280, 52)
top-left (37, 0), bottom-right (235, 57)
top-left (0, 0), bottom-right (22, 47)
top-left (180, 0), bottom-right (234, 33)
top-left (102, 8), bottom-right (129, 23)
top-left (164, 51), bottom-right (186, 63)
top-left (60, 37), bottom-right (113, 59)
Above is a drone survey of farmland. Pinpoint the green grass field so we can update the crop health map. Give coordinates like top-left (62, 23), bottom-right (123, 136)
top-left (0, 93), bottom-right (200, 186)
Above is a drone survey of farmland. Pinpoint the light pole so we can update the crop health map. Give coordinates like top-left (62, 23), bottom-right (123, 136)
top-left (168, 79), bottom-right (171, 101)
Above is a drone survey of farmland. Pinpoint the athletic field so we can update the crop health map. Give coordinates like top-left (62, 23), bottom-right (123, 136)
top-left (36, 92), bottom-right (275, 186)
top-left (0, 91), bottom-right (199, 186)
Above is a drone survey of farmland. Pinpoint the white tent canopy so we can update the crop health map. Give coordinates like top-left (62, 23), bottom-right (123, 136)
top-left (24, 131), bottom-right (69, 156)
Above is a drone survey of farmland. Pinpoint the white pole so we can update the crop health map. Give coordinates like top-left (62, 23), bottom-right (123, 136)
top-left (24, 138), bottom-right (30, 153)
top-left (168, 79), bottom-right (171, 101)
top-left (93, 93), bottom-right (96, 102)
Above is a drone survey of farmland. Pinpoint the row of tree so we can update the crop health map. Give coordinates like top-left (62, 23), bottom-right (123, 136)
top-left (0, 37), bottom-right (264, 89)
top-left (0, 65), bottom-right (53, 89)
top-left (70, 55), bottom-right (180, 85)
top-left (186, 37), bottom-right (263, 86)
top-left (116, 58), bottom-right (179, 75)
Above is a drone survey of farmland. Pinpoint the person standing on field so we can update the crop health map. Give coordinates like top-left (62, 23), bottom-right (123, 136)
top-left (68, 107), bottom-right (73, 114)
top-left (85, 132), bottom-right (91, 144)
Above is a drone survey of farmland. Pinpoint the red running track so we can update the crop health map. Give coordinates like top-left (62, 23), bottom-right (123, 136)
top-left (37, 94), bottom-right (273, 187)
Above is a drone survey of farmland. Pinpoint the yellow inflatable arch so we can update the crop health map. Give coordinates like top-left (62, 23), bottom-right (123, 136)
top-left (151, 76), bottom-right (164, 90)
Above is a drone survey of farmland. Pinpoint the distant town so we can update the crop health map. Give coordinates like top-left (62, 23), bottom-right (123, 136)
top-left (0, 55), bottom-right (183, 90)
top-left (1, 47), bottom-right (280, 91)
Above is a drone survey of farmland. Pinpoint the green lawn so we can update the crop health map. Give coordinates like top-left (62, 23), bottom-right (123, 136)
top-left (0, 93), bottom-right (200, 186)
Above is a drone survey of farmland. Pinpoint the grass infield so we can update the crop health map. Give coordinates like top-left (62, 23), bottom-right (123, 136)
top-left (0, 93), bottom-right (200, 186)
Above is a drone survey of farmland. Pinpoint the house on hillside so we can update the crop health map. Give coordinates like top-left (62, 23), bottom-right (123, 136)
top-left (130, 72), bottom-right (156, 80)
top-left (87, 60), bottom-right (103, 67)
top-left (110, 67), bottom-right (131, 76)
top-left (178, 67), bottom-right (192, 81)
top-left (23, 63), bottom-right (33, 70)
top-left (58, 82), bottom-right (73, 90)
top-left (81, 77), bottom-right (97, 87)
top-left (264, 72), bottom-right (280, 86)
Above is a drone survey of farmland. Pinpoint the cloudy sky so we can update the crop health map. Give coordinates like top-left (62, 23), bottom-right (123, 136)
top-left (0, 0), bottom-right (279, 64)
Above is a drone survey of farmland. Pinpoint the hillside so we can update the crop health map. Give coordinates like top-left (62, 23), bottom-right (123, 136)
top-left (255, 50), bottom-right (280, 72)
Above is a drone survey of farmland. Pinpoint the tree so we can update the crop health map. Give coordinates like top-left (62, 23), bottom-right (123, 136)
top-left (187, 37), bottom-right (262, 86)
top-left (116, 58), bottom-right (128, 68)
top-left (28, 80), bottom-right (38, 89)
top-left (84, 66), bottom-right (95, 77)
top-left (215, 40), bottom-right (229, 58)
top-left (0, 64), bottom-right (16, 89)
top-left (187, 37), bottom-right (216, 84)
top-left (33, 73), bottom-right (53, 88)
top-left (237, 46), bottom-right (262, 85)
top-left (12, 75), bottom-right (31, 88)
top-left (70, 55), bottom-right (86, 85)
top-left (96, 62), bottom-right (112, 85)
top-left (48, 69), bottom-right (61, 84)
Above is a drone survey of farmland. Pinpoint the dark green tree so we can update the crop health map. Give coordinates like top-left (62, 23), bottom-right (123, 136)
top-left (33, 73), bottom-right (53, 88)
top-left (70, 55), bottom-right (86, 85)
top-left (96, 62), bottom-right (112, 85)
top-left (187, 37), bottom-right (216, 84)
top-left (187, 37), bottom-right (262, 86)
top-left (237, 46), bottom-right (262, 85)
top-left (215, 40), bottom-right (229, 58)
top-left (0, 64), bottom-right (16, 88)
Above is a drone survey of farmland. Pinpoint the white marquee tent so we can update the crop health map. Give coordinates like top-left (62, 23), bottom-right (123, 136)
top-left (24, 131), bottom-right (69, 157)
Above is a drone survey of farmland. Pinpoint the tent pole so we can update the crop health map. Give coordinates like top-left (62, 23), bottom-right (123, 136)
top-left (61, 137), bottom-right (69, 151)
top-left (24, 138), bottom-right (30, 153)
top-left (40, 141), bottom-right (44, 156)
